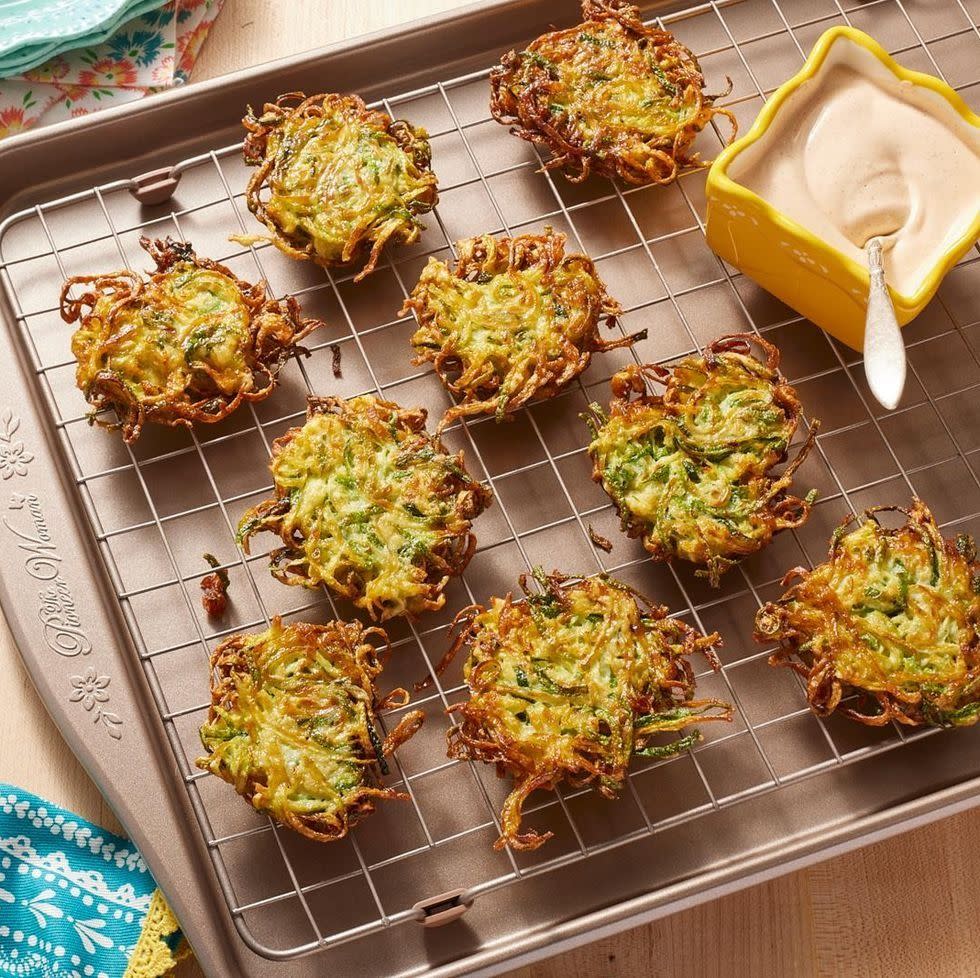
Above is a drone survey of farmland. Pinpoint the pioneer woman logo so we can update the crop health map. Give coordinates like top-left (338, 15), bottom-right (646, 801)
top-left (6, 491), bottom-right (91, 658)
top-left (0, 423), bottom-right (118, 739)
top-left (6, 490), bottom-right (61, 580)
top-left (38, 578), bottom-right (90, 658)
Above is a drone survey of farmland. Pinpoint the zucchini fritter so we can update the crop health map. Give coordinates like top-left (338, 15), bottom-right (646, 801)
top-left (441, 570), bottom-right (732, 850)
top-left (489, 0), bottom-right (735, 185)
top-left (61, 236), bottom-right (322, 443)
top-left (402, 229), bottom-right (638, 426)
top-left (756, 499), bottom-right (980, 728)
top-left (242, 92), bottom-right (438, 281)
top-left (238, 394), bottom-right (492, 620)
top-left (197, 617), bottom-right (423, 841)
top-left (587, 334), bottom-right (818, 585)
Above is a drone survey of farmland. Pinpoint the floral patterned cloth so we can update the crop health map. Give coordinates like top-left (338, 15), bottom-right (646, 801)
top-left (0, 0), bottom-right (224, 140)
top-left (0, 785), bottom-right (183, 978)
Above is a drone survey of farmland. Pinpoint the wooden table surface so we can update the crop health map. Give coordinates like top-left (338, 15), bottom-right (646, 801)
top-left (3, 3), bottom-right (980, 976)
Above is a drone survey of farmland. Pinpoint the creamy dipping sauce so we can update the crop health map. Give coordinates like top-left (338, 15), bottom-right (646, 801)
top-left (732, 40), bottom-right (980, 296)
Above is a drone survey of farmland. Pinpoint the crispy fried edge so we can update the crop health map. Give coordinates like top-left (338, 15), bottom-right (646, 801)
top-left (59, 235), bottom-right (323, 443)
top-left (401, 229), bottom-right (642, 430)
top-left (489, 0), bottom-right (737, 186)
top-left (242, 91), bottom-right (439, 281)
top-left (756, 498), bottom-right (980, 728)
top-left (198, 616), bottom-right (423, 842)
top-left (586, 332), bottom-right (819, 585)
top-left (433, 569), bottom-right (731, 850)
top-left (237, 394), bottom-right (492, 620)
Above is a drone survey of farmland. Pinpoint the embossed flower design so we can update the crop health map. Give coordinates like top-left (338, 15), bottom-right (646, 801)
top-left (69, 668), bottom-right (110, 711)
top-left (0, 409), bottom-right (33, 480)
top-left (0, 440), bottom-right (33, 479)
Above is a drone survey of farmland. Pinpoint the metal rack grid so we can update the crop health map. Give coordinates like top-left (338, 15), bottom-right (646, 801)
top-left (1, 0), bottom-right (979, 960)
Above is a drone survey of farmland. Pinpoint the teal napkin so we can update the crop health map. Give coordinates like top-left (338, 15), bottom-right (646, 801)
top-left (0, 785), bottom-right (184, 978)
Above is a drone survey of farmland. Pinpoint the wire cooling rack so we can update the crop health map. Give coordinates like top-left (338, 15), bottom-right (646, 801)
top-left (1, 0), bottom-right (979, 960)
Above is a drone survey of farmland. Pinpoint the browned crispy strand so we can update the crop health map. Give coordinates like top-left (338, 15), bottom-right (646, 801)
top-left (200, 553), bottom-right (230, 618)
top-left (242, 92), bottom-right (438, 281)
top-left (402, 229), bottom-right (640, 428)
top-left (198, 617), bottom-right (423, 842)
top-left (490, 0), bottom-right (735, 185)
top-left (756, 499), bottom-right (980, 728)
top-left (61, 236), bottom-right (322, 443)
top-left (438, 569), bottom-right (732, 851)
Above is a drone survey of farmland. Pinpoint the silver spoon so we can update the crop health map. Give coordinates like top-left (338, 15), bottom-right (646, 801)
top-left (822, 166), bottom-right (910, 413)
top-left (863, 236), bottom-right (906, 411)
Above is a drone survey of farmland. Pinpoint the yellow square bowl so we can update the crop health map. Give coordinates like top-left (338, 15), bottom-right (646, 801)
top-left (704, 27), bottom-right (980, 351)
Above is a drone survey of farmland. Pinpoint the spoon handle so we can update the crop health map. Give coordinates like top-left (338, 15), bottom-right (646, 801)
top-left (863, 237), bottom-right (906, 411)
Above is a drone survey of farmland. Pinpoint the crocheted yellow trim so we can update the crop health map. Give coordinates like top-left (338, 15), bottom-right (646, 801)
top-left (123, 888), bottom-right (189, 978)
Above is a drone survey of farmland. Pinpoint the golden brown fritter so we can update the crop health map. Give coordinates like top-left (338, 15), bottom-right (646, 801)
top-left (756, 499), bottom-right (980, 728)
top-left (402, 229), bottom-right (639, 428)
top-left (587, 333), bottom-right (818, 585)
top-left (489, 0), bottom-right (735, 185)
top-left (238, 394), bottom-right (492, 620)
top-left (242, 92), bottom-right (438, 281)
top-left (439, 569), bottom-right (732, 850)
top-left (197, 617), bottom-right (423, 842)
top-left (61, 236), bottom-right (322, 443)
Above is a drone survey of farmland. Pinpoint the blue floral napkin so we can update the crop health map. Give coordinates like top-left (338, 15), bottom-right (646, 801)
top-left (0, 0), bottom-right (225, 139)
top-left (0, 785), bottom-right (184, 978)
